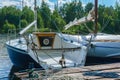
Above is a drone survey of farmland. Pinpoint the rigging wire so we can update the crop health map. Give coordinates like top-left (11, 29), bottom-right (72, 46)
top-left (100, 0), bottom-right (110, 33)
top-left (40, 9), bottom-right (66, 40)
top-left (42, 51), bottom-right (60, 65)
top-left (101, 19), bottom-right (110, 32)
top-left (83, 23), bottom-right (93, 32)
top-left (30, 35), bottom-right (41, 64)
top-left (66, 0), bottom-right (86, 41)
top-left (80, 0), bottom-right (95, 34)
top-left (64, 0), bottom-right (94, 40)
top-left (99, 0), bottom-right (120, 34)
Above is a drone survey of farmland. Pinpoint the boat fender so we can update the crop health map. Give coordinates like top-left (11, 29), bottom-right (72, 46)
top-left (71, 40), bottom-right (73, 43)
top-left (90, 43), bottom-right (95, 48)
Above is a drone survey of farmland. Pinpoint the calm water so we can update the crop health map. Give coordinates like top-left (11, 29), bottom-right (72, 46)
top-left (0, 55), bottom-right (12, 80)
top-left (0, 35), bottom-right (12, 80)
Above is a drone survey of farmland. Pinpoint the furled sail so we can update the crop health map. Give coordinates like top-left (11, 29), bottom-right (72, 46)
top-left (64, 7), bottom-right (95, 30)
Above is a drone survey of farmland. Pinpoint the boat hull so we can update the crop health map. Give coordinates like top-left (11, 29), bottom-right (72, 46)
top-left (6, 44), bottom-right (43, 69)
top-left (61, 34), bottom-right (120, 58)
top-left (88, 42), bottom-right (120, 58)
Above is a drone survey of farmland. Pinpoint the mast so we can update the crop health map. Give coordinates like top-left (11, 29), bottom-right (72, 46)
top-left (94, 0), bottom-right (98, 34)
top-left (34, 0), bottom-right (37, 31)
top-left (19, 0), bottom-right (37, 35)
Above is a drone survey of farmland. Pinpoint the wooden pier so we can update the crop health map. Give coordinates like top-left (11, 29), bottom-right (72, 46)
top-left (14, 62), bottom-right (120, 80)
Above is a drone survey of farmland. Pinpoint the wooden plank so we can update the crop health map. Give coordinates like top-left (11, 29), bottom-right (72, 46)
top-left (55, 63), bottom-right (120, 74)
top-left (14, 62), bottom-right (120, 80)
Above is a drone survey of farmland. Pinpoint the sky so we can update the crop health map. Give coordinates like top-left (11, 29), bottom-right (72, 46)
top-left (81, 0), bottom-right (119, 7)
top-left (0, 0), bottom-right (119, 9)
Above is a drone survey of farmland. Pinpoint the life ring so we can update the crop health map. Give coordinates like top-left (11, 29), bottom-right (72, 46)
top-left (43, 38), bottom-right (49, 45)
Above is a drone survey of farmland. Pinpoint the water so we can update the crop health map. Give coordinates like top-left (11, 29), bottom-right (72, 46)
top-left (0, 35), bottom-right (12, 80)
top-left (0, 56), bottom-right (12, 80)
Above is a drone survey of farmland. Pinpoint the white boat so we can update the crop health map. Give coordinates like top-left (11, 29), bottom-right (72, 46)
top-left (6, 29), bottom-right (87, 70)
top-left (26, 32), bottom-right (87, 69)
top-left (64, 0), bottom-right (120, 58)
top-left (61, 33), bottom-right (120, 58)
top-left (6, 0), bottom-right (87, 70)
top-left (85, 33), bottom-right (120, 58)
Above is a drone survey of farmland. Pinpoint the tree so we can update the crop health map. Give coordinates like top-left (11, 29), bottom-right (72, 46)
top-left (37, 8), bottom-right (44, 29)
top-left (85, 3), bottom-right (94, 13)
top-left (40, 1), bottom-right (51, 29)
top-left (2, 20), bottom-right (15, 33)
top-left (21, 6), bottom-right (34, 24)
top-left (51, 10), bottom-right (66, 31)
top-left (59, 0), bottom-right (84, 24)
top-left (98, 5), bottom-right (115, 33)
top-left (114, 2), bottom-right (120, 34)
top-left (20, 19), bottom-right (28, 28)
top-left (0, 6), bottom-right (21, 30)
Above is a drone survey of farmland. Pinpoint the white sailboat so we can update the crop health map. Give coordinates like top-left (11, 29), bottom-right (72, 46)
top-left (24, 32), bottom-right (87, 69)
top-left (6, 0), bottom-right (88, 70)
top-left (64, 0), bottom-right (120, 58)
top-left (86, 33), bottom-right (120, 58)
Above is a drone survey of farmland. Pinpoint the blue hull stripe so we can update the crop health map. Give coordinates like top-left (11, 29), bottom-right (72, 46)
top-left (95, 46), bottom-right (120, 49)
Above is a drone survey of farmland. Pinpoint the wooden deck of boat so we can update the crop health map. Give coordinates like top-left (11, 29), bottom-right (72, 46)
top-left (14, 62), bottom-right (120, 80)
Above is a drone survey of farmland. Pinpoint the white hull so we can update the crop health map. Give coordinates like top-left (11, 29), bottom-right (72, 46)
top-left (28, 47), bottom-right (86, 69)
top-left (27, 32), bottom-right (87, 69)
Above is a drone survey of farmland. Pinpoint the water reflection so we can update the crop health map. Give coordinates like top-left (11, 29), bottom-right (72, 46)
top-left (0, 56), bottom-right (12, 80)
top-left (0, 39), bottom-right (12, 80)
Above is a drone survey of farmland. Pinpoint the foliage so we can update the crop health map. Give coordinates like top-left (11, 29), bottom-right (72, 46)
top-left (51, 10), bottom-right (66, 31)
top-left (2, 20), bottom-right (15, 33)
top-left (20, 19), bottom-right (28, 28)
top-left (0, 6), bottom-right (21, 33)
top-left (37, 11), bottom-right (44, 29)
top-left (59, 0), bottom-right (84, 24)
top-left (21, 6), bottom-right (34, 24)
top-left (39, 1), bottom-right (51, 29)
top-left (0, 1), bottom-right (120, 34)
top-left (85, 3), bottom-right (94, 13)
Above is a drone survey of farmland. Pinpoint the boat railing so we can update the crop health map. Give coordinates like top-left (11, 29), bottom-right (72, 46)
top-left (7, 28), bottom-right (23, 44)
top-left (0, 34), bottom-right (7, 53)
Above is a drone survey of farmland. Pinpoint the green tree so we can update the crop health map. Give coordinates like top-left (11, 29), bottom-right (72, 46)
top-left (51, 10), bottom-right (66, 31)
top-left (98, 5), bottom-right (115, 33)
top-left (37, 9), bottom-right (44, 29)
top-left (21, 6), bottom-right (34, 24)
top-left (40, 1), bottom-right (51, 29)
top-left (114, 2), bottom-right (120, 34)
top-left (2, 20), bottom-right (15, 33)
top-left (59, 0), bottom-right (84, 24)
top-left (20, 19), bottom-right (28, 28)
top-left (85, 3), bottom-right (94, 13)
top-left (0, 6), bottom-right (21, 33)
